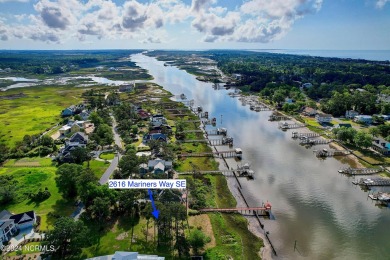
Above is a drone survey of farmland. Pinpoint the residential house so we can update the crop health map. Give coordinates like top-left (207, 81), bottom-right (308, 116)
top-left (0, 210), bottom-right (36, 244)
top-left (147, 159), bottom-right (172, 174)
top-left (354, 115), bottom-right (372, 124)
top-left (139, 164), bottom-right (148, 175)
top-left (119, 84), bottom-right (134, 93)
top-left (69, 132), bottom-right (88, 144)
top-left (61, 105), bottom-right (76, 117)
top-left (150, 115), bottom-right (167, 127)
top-left (143, 133), bottom-right (167, 144)
top-left (59, 125), bottom-right (71, 136)
top-left (79, 110), bottom-right (91, 121)
top-left (345, 110), bottom-right (359, 119)
top-left (302, 107), bottom-right (317, 117)
top-left (137, 110), bottom-right (149, 120)
top-left (70, 121), bottom-right (86, 133)
top-left (315, 113), bottom-right (332, 124)
top-left (372, 138), bottom-right (390, 156)
top-left (233, 73), bottom-right (242, 80)
top-left (57, 132), bottom-right (88, 162)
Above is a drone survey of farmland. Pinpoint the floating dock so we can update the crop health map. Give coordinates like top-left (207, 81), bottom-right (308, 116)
top-left (353, 178), bottom-right (390, 187)
top-left (269, 115), bottom-right (291, 121)
top-left (179, 148), bottom-right (242, 159)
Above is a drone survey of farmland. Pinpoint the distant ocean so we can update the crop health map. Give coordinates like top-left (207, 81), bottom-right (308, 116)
top-left (249, 49), bottom-right (390, 61)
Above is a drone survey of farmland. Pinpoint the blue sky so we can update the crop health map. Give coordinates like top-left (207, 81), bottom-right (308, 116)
top-left (0, 0), bottom-right (389, 50)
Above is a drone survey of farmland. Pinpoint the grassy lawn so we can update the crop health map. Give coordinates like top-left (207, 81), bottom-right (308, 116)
top-left (99, 152), bottom-right (115, 160)
top-left (84, 159), bottom-right (110, 179)
top-left (1, 163), bottom-right (75, 230)
top-left (205, 175), bottom-right (263, 259)
top-left (7, 242), bottom-right (42, 256)
top-left (0, 85), bottom-right (87, 147)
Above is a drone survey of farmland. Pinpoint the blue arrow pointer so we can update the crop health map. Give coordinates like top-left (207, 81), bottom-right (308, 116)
top-left (148, 189), bottom-right (159, 219)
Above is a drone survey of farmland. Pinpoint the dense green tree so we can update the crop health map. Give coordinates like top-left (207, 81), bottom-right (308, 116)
top-left (332, 127), bottom-right (357, 143)
top-left (55, 163), bottom-right (83, 197)
top-left (354, 132), bottom-right (373, 149)
top-left (43, 217), bottom-right (88, 259)
top-left (70, 147), bottom-right (90, 164)
top-left (188, 229), bottom-right (210, 255)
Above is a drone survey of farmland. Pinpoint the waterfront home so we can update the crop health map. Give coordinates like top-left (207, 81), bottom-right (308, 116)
top-left (372, 138), bottom-right (390, 156)
top-left (0, 210), bottom-right (36, 243)
top-left (150, 114), bottom-right (167, 127)
top-left (345, 110), bottom-right (359, 119)
top-left (302, 107), bottom-right (317, 117)
top-left (354, 115), bottom-right (372, 124)
top-left (139, 163), bottom-right (148, 175)
top-left (147, 159), bottom-right (172, 174)
top-left (315, 113), bottom-right (332, 124)
top-left (143, 133), bottom-right (167, 144)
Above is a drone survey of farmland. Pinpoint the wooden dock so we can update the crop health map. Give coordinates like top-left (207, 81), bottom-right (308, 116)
top-left (177, 169), bottom-right (253, 178)
top-left (178, 138), bottom-right (233, 146)
top-left (269, 115), bottom-right (291, 121)
top-left (339, 167), bottom-right (382, 175)
top-left (300, 138), bottom-right (332, 145)
top-left (278, 122), bottom-right (306, 130)
top-left (199, 206), bottom-right (270, 214)
top-left (353, 178), bottom-right (390, 187)
top-left (315, 149), bottom-right (350, 157)
top-left (292, 132), bottom-right (320, 138)
top-left (179, 149), bottom-right (242, 159)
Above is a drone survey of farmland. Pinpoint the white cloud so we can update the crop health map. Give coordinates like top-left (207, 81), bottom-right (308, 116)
top-left (376, 0), bottom-right (390, 8)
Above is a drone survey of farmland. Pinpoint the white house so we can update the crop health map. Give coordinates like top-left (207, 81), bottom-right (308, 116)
top-left (315, 113), bottom-right (332, 123)
top-left (0, 210), bottom-right (36, 243)
top-left (345, 110), bottom-right (359, 119)
top-left (354, 115), bottom-right (372, 124)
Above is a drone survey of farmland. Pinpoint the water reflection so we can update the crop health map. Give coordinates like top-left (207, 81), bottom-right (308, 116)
top-left (131, 53), bottom-right (390, 260)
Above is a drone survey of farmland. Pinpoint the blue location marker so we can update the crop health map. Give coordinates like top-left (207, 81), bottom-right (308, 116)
top-left (148, 189), bottom-right (159, 219)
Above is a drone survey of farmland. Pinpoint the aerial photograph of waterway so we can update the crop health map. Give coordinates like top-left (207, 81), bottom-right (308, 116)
top-left (1, 1), bottom-right (390, 260)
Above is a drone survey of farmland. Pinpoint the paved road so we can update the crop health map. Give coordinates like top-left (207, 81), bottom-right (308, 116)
top-left (99, 115), bottom-right (123, 184)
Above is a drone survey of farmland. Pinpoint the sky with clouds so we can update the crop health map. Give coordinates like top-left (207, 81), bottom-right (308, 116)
top-left (0, 0), bottom-right (389, 50)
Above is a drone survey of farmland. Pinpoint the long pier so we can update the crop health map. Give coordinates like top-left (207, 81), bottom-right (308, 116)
top-left (339, 167), bottom-right (382, 175)
top-left (300, 138), bottom-right (332, 145)
top-left (199, 207), bottom-right (269, 214)
top-left (292, 132), bottom-right (321, 138)
top-left (177, 169), bottom-right (253, 178)
top-left (269, 115), bottom-right (291, 121)
top-left (353, 178), bottom-right (390, 187)
top-left (315, 149), bottom-right (350, 157)
top-left (179, 149), bottom-right (242, 159)
top-left (279, 122), bottom-right (306, 130)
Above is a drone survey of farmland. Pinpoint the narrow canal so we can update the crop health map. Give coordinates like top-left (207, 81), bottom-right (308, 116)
top-left (132, 53), bottom-right (390, 260)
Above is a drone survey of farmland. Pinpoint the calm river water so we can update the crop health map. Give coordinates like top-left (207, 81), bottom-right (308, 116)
top-left (132, 53), bottom-right (390, 260)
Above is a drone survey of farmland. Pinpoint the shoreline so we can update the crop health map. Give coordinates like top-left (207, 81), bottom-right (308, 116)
top-left (213, 155), bottom-right (273, 260)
